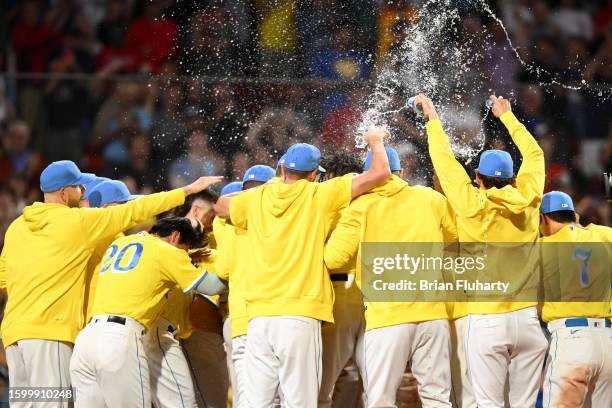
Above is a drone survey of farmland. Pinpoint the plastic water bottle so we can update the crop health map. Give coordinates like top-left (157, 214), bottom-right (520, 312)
top-left (407, 96), bottom-right (422, 114)
top-left (485, 99), bottom-right (494, 109)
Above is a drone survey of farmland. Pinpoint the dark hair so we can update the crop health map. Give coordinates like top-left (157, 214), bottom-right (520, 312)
top-left (478, 174), bottom-right (516, 189)
top-left (320, 150), bottom-right (363, 178)
top-left (543, 210), bottom-right (577, 224)
top-left (150, 217), bottom-right (202, 248)
top-left (172, 189), bottom-right (219, 217)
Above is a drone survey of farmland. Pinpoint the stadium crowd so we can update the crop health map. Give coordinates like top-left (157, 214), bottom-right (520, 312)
top-left (0, 0), bottom-right (611, 406)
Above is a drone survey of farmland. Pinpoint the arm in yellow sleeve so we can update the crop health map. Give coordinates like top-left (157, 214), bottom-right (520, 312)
top-left (436, 192), bottom-right (458, 243)
top-left (426, 119), bottom-right (481, 217)
top-left (324, 204), bottom-right (362, 271)
top-left (80, 189), bottom-right (185, 248)
top-left (0, 249), bottom-right (6, 288)
top-left (500, 111), bottom-right (545, 201)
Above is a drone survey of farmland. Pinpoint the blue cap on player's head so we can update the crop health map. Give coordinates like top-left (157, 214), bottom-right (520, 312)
top-left (220, 181), bottom-right (243, 196)
top-left (477, 150), bottom-right (514, 179)
top-left (88, 180), bottom-right (142, 208)
top-left (40, 160), bottom-right (96, 193)
top-left (540, 191), bottom-right (574, 214)
top-left (82, 177), bottom-right (111, 200)
top-left (276, 154), bottom-right (287, 169)
top-left (283, 143), bottom-right (326, 173)
top-left (243, 165), bottom-right (275, 183)
top-left (363, 147), bottom-right (401, 172)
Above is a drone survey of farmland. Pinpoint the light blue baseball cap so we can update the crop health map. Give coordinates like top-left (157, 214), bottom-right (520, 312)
top-left (243, 165), bottom-right (275, 183)
top-left (477, 150), bottom-right (514, 179)
top-left (220, 181), bottom-right (243, 196)
top-left (82, 177), bottom-right (111, 200)
top-left (364, 147), bottom-right (401, 172)
top-left (40, 160), bottom-right (96, 193)
top-left (541, 191), bottom-right (575, 214)
top-left (283, 143), bottom-right (326, 173)
top-left (88, 180), bottom-right (142, 208)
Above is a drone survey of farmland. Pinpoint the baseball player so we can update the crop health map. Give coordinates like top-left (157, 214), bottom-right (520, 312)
top-left (69, 217), bottom-right (227, 407)
top-left (213, 128), bottom-right (390, 407)
top-left (178, 189), bottom-right (232, 408)
top-left (0, 161), bottom-right (217, 405)
top-left (215, 165), bottom-right (275, 407)
top-left (83, 179), bottom-right (142, 325)
top-left (143, 219), bottom-right (218, 408)
top-left (79, 176), bottom-right (110, 207)
top-left (318, 150), bottom-right (366, 408)
top-left (539, 191), bottom-right (612, 408)
top-left (417, 93), bottom-right (548, 407)
top-left (324, 146), bottom-right (458, 407)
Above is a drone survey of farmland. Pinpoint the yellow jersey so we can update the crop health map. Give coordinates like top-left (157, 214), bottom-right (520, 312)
top-left (229, 175), bottom-right (353, 322)
top-left (324, 175), bottom-right (458, 330)
top-left (90, 232), bottom-right (209, 330)
top-left (540, 224), bottom-right (611, 322)
top-left (427, 111), bottom-right (544, 315)
top-left (0, 189), bottom-right (185, 346)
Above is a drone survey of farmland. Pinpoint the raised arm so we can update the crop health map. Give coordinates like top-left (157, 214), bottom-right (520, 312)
top-left (351, 127), bottom-right (391, 199)
top-left (81, 176), bottom-right (222, 247)
top-left (416, 95), bottom-right (481, 217)
top-left (490, 95), bottom-right (545, 202)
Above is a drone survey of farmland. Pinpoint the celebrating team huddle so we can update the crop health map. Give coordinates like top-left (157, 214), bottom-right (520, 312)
top-left (0, 95), bottom-right (610, 408)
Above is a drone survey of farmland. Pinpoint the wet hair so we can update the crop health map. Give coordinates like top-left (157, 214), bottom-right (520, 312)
top-left (172, 189), bottom-right (219, 217)
top-left (242, 180), bottom-right (266, 190)
top-left (477, 174), bottom-right (516, 189)
top-left (284, 168), bottom-right (314, 180)
top-left (150, 217), bottom-right (202, 248)
top-left (543, 210), bottom-right (577, 224)
top-left (320, 150), bottom-right (363, 178)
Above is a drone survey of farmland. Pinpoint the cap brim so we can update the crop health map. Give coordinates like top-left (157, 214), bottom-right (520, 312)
top-left (127, 194), bottom-right (143, 201)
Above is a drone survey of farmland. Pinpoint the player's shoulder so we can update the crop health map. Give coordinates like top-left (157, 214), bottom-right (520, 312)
top-left (587, 223), bottom-right (612, 243)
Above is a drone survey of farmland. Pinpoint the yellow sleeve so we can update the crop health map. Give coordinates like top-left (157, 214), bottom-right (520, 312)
top-left (500, 111), bottom-right (545, 201)
top-left (79, 189), bottom-right (185, 248)
top-left (324, 202), bottom-right (363, 271)
top-left (434, 191), bottom-right (458, 243)
top-left (215, 229), bottom-right (235, 281)
top-left (426, 119), bottom-right (481, 218)
top-left (229, 189), bottom-right (257, 230)
top-left (162, 247), bottom-right (210, 293)
top-left (318, 174), bottom-right (353, 215)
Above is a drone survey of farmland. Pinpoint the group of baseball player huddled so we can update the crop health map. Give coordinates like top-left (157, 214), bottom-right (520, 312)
top-left (0, 94), bottom-right (610, 408)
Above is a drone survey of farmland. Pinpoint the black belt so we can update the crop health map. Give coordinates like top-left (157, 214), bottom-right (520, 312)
top-left (331, 274), bottom-right (348, 282)
top-left (168, 324), bottom-right (177, 334)
top-left (107, 315), bottom-right (126, 325)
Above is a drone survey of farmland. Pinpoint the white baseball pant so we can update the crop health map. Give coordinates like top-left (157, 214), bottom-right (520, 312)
top-left (543, 318), bottom-right (612, 408)
top-left (6, 339), bottom-right (73, 408)
top-left (362, 319), bottom-right (452, 408)
top-left (245, 316), bottom-right (322, 408)
top-left (182, 329), bottom-right (229, 408)
top-left (465, 307), bottom-right (548, 408)
top-left (231, 335), bottom-right (248, 407)
top-left (222, 317), bottom-right (237, 401)
top-left (319, 281), bottom-right (365, 408)
top-left (143, 317), bottom-right (197, 408)
top-left (70, 314), bottom-right (149, 408)
top-left (449, 316), bottom-right (476, 408)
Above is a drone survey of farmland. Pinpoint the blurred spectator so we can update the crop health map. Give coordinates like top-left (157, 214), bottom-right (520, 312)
top-left (376, 0), bottom-right (418, 65)
top-left (208, 83), bottom-right (248, 158)
top-left (584, 25), bottom-right (612, 82)
top-left (186, 8), bottom-right (237, 77)
top-left (254, 0), bottom-right (297, 77)
top-left (320, 88), bottom-right (366, 150)
top-left (151, 82), bottom-right (185, 172)
top-left (11, 0), bottom-right (62, 73)
top-left (484, 22), bottom-right (519, 96)
top-left (0, 79), bottom-right (16, 125)
top-left (594, 0), bottom-right (612, 37)
top-left (92, 80), bottom-right (153, 165)
top-left (106, 131), bottom-right (157, 193)
top-left (0, 121), bottom-right (42, 185)
top-left (310, 26), bottom-right (371, 81)
top-left (550, 0), bottom-right (593, 41)
top-left (125, 0), bottom-right (178, 73)
top-left (95, 0), bottom-right (138, 74)
top-left (168, 128), bottom-right (226, 189)
top-left (44, 49), bottom-right (91, 163)
top-left (0, 187), bottom-right (19, 248)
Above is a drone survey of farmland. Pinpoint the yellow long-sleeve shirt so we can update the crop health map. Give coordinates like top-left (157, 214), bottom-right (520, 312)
top-left (324, 175), bottom-right (457, 331)
top-left (427, 111), bottom-right (544, 315)
top-left (0, 189), bottom-right (185, 346)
